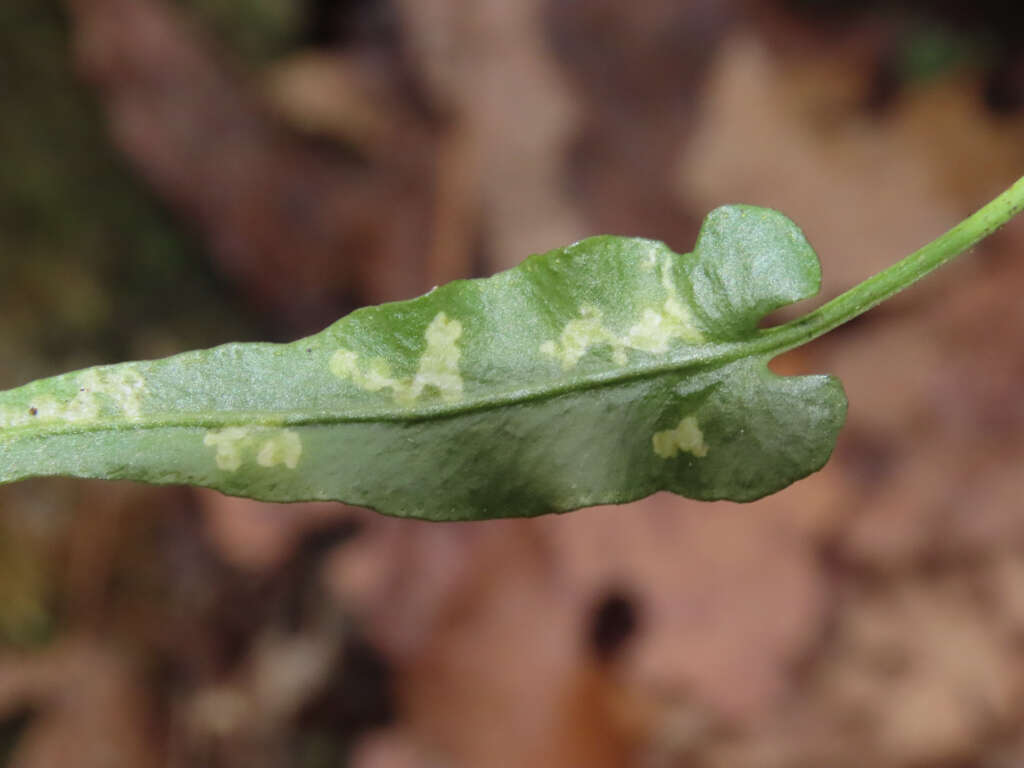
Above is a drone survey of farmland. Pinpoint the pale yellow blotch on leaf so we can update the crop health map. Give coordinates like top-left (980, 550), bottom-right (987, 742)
top-left (539, 305), bottom-right (624, 369)
top-left (329, 312), bottom-right (464, 405)
top-left (256, 430), bottom-right (303, 469)
top-left (204, 427), bottom-right (302, 472)
top-left (79, 368), bottom-right (146, 419)
top-left (652, 416), bottom-right (708, 459)
top-left (0, 367), bottom-right (146, 430)
top-left (541, 259), bottom-right (704, 370)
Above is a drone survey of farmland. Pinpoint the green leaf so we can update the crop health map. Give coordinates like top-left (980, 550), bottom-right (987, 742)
top-left (0, 206), bottom-right (847, 520)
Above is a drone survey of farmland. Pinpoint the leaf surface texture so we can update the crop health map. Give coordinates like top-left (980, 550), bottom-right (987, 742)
top-left (0, 206), bottom-right (847, 519)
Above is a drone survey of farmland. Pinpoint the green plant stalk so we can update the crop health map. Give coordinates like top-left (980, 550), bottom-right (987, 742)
top-left (758, 174), bottom-right (1024, 355)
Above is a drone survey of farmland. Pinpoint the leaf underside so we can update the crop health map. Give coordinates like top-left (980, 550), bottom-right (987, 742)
top-left (0, 206), bottom-right (847, 520)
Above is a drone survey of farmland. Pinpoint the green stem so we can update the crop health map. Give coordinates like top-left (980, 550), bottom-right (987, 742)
top-left (758, 174), bottom-right (1024, 355)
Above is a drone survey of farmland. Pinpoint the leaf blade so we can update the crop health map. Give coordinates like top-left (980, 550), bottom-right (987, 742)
top-left (0, 206), bottom-right (848, 518)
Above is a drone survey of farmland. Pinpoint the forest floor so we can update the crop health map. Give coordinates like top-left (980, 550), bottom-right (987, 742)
top-left (3, 1), bottom-right (1024, 766)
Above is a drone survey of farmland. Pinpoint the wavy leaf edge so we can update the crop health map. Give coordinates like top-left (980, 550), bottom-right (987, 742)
top-left (0, 204), bottom-right (848, 519)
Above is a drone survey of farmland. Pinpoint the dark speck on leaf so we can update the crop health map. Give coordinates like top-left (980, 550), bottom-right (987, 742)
top-left (28, 407), bottom-right (38, 416)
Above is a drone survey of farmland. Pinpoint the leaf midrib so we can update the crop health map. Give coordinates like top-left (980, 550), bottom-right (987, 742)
top-left (0, 334), bottom-right (790, 441)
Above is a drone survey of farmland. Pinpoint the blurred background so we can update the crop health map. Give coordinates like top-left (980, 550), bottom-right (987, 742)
top-left (3, 1), bottom-right (1024, 766)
